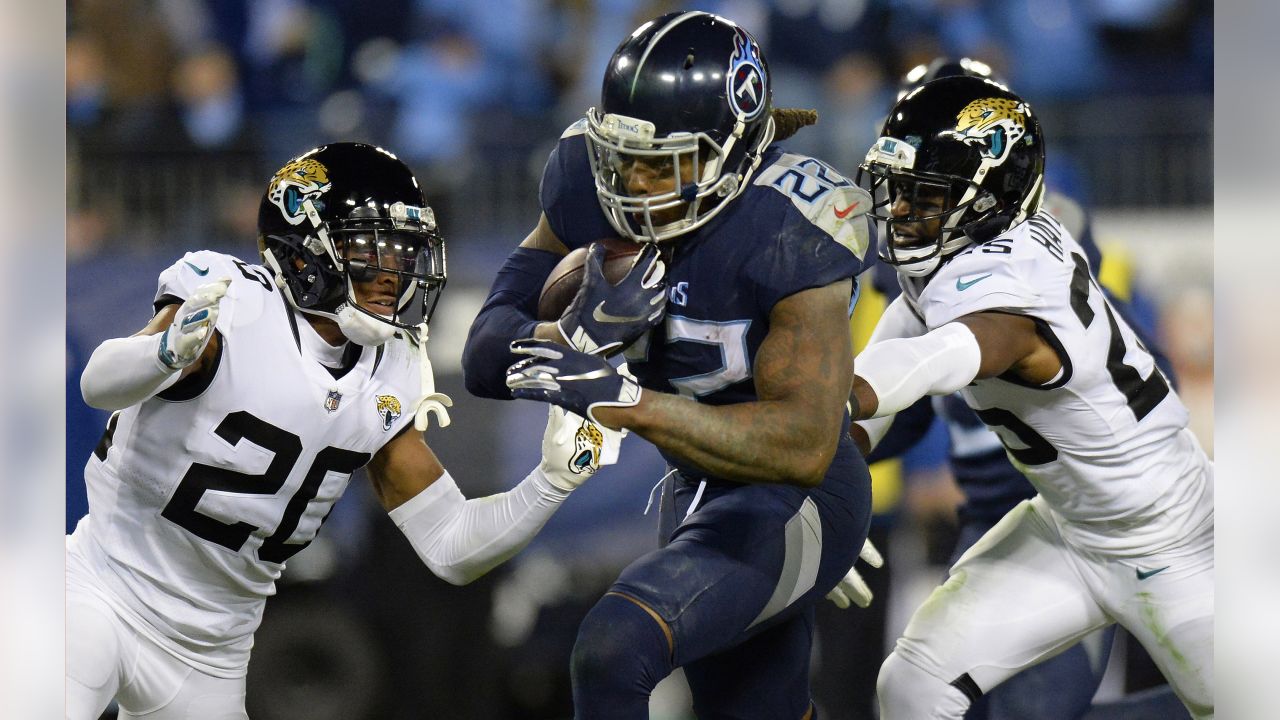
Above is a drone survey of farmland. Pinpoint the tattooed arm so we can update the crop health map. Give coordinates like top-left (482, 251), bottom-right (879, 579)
top-left (593, 280), bottom-right (853, 488)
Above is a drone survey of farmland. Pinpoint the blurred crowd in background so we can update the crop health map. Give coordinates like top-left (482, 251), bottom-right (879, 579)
top-left (66, 1), bottom-right (1213, 718)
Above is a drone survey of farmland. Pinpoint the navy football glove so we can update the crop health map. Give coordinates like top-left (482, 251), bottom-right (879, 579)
top-left (557, 242), bottom-right (666, 356)
top-left (506, 339), bottom-right (642, 424)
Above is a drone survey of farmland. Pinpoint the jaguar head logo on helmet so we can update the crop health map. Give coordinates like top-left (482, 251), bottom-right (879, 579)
top-left (267, 158), bottom-right (332, 226)
top-left (256, 142), bottom-right (448, 347)
top-left (857, 75), bottom-right (1045, 278)
top-left (941, 97), bottom-right (1031, 165)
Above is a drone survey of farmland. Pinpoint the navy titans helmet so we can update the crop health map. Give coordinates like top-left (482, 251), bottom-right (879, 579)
top-left (585, 11), bottom-right (775, 243)
top-left (256, 142), bottom-right (447, 332)
top-left (858, 76), bottom-right (1045, 277)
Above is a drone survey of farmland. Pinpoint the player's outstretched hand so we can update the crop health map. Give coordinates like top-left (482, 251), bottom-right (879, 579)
top-left (557, 242), bottom-right (666, 355)
top-left (538, 406), bottom-right (624, 492)
top-left (506, 339), bottom-right (642, 425)
top-left (825, 538), bottom-right (885, 609)
top-left (158, 277), bottom-right (231, 370)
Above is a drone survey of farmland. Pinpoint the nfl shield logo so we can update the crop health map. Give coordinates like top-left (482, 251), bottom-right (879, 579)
top-left (324, 389), bottom-right (342, 413)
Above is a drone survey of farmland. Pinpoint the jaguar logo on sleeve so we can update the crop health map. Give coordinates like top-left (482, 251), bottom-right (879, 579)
top-left (375, 394), bottom-right (402, 431)
top-left (940, 97), bottom-right (1031, 166)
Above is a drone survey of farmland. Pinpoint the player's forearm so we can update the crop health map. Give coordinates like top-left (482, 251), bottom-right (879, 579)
top-left (462, 247), bottom-right (564, 399)
top-left (389, 468), bottom-right (570, 585)
top-left (607, 391), bottom-right (838, 487)
top-left (81, 334), bottom-right (183, 411)
top-left (462, 306), bottom-right (542, 399)
top-left (853, 323), bottom-right (982, 419)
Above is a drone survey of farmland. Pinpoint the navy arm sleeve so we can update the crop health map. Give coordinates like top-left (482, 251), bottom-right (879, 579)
top-left (866, 395), bottom-right (936, 464)
top-left (461, 247), bottom-right (562, 399)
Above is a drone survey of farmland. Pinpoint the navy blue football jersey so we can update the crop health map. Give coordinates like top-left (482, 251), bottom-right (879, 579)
top-left (540, 119), bottom-right (875, 477)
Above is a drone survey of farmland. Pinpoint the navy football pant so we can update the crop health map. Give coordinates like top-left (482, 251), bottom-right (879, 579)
top-left (572, 467), bottom-right (871, 719)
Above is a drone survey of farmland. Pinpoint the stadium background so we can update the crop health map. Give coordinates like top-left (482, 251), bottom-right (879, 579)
top-left (65, 1), bottom-right (1213, 718)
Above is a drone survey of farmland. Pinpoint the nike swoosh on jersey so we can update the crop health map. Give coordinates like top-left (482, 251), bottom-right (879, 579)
top-left (184, 261), bottom-right (210, 276)
top-left (592, 302), bottom-right (650, 324)
top-left (955, 273), bottom-right (993, 291)
top-left (1136, 566), bottom-right (1170, 580)
top-left (834, 201), bottom-right (862, 219)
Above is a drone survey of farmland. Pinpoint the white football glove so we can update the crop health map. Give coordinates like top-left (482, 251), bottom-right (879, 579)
top-left (157, 277), bottom-right (231, 370)
top-left (538, 405), bottom-right (623, 492)
top-left (825, 538), bottom-right (885, 609)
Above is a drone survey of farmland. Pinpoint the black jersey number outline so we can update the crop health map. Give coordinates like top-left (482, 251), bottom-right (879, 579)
top-left (973, 407), bottom-right (1058, 465)
top-left (1068, 253), bottom-right (1169, 421)
top-left (233, 258), bottom-right (275, 292)
top-left (974, 251), bottom-right (1170, 467)
top-left (161, 411), bottom-right (370, 563)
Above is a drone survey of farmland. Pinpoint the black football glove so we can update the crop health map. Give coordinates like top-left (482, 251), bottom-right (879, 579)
top-left (506, 339), bottom-right (642, 424)
top-left (557, 242), bottom-right (666, 356)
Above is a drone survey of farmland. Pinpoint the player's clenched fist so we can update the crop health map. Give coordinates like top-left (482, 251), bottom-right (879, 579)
top-left (158, 277), bottom-right (231, 370)
top-left (558, 242), bottom-right (666, 356)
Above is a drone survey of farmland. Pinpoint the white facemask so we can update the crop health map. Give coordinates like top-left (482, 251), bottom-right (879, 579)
top-left (336, 303), bottom-right (397, 347)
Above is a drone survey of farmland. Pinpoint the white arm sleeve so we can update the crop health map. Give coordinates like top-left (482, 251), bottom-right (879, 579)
top-left (868, 294), bottom-right (926, 344)
top-left (388, 468), bottom-right (571, 586)
top-left (853, 414), bottom-right (896, 454)
top-left (80, 334), bottom-right (183, 411)
top-left (856, 322), bottom-right (982, 418)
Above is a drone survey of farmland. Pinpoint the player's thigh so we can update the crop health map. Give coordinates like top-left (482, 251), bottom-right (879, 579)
top-left (985, 625), bottom-right (1115, 720)
top-left (116, 657), bottom-right (247, 720)
top-left (684, 610), bottom-right (816, 720)
top-left (66, 585), bottom-right (128, 720)
top-left (893, 497), bottom-right (1112, 693)
top-left (1113, 545), bottom-right (1213, 718)
top-left (613, 482), bottom-right (864, 666)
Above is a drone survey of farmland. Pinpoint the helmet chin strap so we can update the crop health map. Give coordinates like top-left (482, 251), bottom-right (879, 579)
top-left (330, 304), bottom-right (453, 430)
top-left (412, 321), bottom-right (452, 430)
top-left (335, 303), bottom-right (397, 346)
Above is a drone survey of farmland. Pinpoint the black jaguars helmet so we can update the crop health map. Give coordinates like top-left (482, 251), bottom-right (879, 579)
top-left (858, 75), bottom-right (1045, 278)
top-left (256, 142), bottom-right (446, 332)
top-left (586, 11), bottom-right (775, 243)
top-left (897, 57), bottom-right (1004, 102)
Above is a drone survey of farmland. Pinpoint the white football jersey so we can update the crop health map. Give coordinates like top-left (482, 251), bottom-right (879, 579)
top-left (890, 211), bottom-right (1211, 557)
top-left (69, 250), bottom-right (422, 676)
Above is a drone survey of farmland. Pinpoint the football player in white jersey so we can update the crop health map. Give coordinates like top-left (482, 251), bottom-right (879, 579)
top-left (67, 143), bottom-right (621, 720)
top-left (829, 77), bottom-right (1214, 718)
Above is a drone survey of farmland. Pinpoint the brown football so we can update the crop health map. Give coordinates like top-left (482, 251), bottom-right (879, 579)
top-left (537, 237), bottom-right (645, 321)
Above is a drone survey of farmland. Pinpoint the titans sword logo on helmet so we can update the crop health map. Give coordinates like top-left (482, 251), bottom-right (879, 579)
top-left (726, 29), bottom-right (767, 121)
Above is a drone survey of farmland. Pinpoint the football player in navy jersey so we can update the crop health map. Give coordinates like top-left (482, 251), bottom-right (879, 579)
top-left (463, 11), bottom-right (878, 719)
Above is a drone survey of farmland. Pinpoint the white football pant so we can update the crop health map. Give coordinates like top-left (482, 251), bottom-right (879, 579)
top-left (66, 556), bottom-right (249, 720)
top-left (878, 492), bottom-right (1214, 720)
